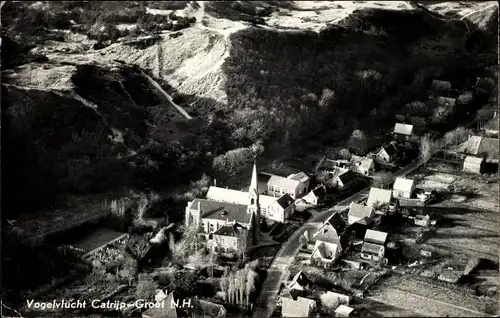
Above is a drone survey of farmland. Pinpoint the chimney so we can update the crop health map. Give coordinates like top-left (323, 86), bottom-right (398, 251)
top-left (494, 111), bottom-right (497, 118)
top-left (197, 201), bottom-right (201, 211)
top-left (214, 179), bottom-right (217, 187)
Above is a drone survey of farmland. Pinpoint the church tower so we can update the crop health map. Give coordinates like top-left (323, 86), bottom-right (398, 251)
top-left (248, 160), bottom-right (261, 245)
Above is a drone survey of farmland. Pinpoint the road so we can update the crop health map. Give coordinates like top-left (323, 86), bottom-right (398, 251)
top-left (252, 159), bottom-right (424, 318)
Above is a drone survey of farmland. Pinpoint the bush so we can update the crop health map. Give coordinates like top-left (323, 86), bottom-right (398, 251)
top-left (136, 277), bottom-right (158, 300)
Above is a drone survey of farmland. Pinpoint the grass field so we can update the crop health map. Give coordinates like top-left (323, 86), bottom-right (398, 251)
top-left (368, 274), bottom-right (497, 316)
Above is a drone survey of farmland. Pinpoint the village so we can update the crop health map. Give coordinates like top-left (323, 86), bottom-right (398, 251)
top-left (7, 71), bottom-right (497, 318)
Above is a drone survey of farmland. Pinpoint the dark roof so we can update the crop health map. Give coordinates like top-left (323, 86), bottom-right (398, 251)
top-left (348, 203), bottom-right (374, 219)
top-left (325, 212), bottom-right (346, 234)
top-left (214, 223), bottom-right (247, 237)
top-left (192, 199), bottom-right (250, 224)
top-left (276, 193), bottom-right (295, 209)
top-left (384, 143), bottom-right (398, 156)
top-left (361, 242), bottom-right (384, 256)
top-left (477, 137), bottom-right (499, 160)
top-left (312, 185), bottom-right (327, 200)
top-left (315, 224), bottom-right (341, 244)
top-left (289, 271), bottom-right (314, 290)
top-left (337, 170), bottom-right (359, 185)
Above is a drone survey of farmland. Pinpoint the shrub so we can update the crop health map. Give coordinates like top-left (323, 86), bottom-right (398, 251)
top-left (136, 276), bottom-right (158, 300)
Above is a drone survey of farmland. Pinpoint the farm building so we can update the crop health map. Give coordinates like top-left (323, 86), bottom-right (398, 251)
top-left (458, 136), bottom-right (499, 169)
top-left (281, 296), bottom-right (316, 317)
top-left (347, 202), bottom-right (375, 225)
top-left (367, 187), bottom-right (393, 207)
top-left (350, 155), bottom-right (374, 176)
top-left (392, 177), bottom-right (416, 199)
top-left (414, 215), bottom-right (430, 227)
top-left (463, 156), bottom-right (484, 174)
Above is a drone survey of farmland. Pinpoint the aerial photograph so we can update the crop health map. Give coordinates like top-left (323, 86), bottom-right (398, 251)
top-left (1, 1), bottom-right (498, 317)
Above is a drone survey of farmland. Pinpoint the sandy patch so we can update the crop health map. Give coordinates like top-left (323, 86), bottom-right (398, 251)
top-left (418, 179), bottom-right (450, 190)
top-left (425, 173), bottom-right (458, 184)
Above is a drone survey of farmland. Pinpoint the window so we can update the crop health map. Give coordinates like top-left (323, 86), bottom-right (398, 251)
top-left (209, 223), bottom-right (215, 232)
top-left (217, 223), bottom-right (221, 229)
top-left (251, 198), bottom-right (255, 205)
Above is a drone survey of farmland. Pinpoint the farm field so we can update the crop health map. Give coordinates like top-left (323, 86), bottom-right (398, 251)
top-left (368, 274), bottom-right (497, 317)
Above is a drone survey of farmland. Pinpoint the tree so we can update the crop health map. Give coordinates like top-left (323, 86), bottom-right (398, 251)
top-left (212, 147), bottom-right (253, 176)
top-left (348, 129), bottom-right (368, 155)
top-left (299, 235), bottom-right (308, 248)
top-left (121, 257), bottom-right (138, 286)
top-left (419, 133), bottom-right (438, 166)
top-left (374, 172), bottom-right (392, 189)
top-left (339, 148), bottom-right (351, 160)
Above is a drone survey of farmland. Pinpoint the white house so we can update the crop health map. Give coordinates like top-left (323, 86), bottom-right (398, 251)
top-left (364, 229), bottom-right (388, 245)
top-left (281, 296), bottom-right (316, 317)
top-left (335, 305), bottom-right (354, 318)
top-left (366, 187), bottom-right (392, 207)
top-left (264, 193), bottom-right (295, 223)
top-left (392, 177), bottom-right (416, 199)
top-left (360, 229), bottom-right (388, 262)
top-left (463, 156), bottom-right (484, 174)
top-left (375, 143), bottom-right (399, 163)
top-left (347, 202), bottom-right (374, 225)
top-left (414, 215), bottom-right (430, 227)
top-left (350, 155), bottom-right (374, 176)
top-left (311, 241), bottom-right (341, 267)
top-left (393, 123), bottom-right (414, 140)
top-left (267, 174), bottom-right (308, 199)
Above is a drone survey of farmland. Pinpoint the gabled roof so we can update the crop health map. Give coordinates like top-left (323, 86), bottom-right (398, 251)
top-left (350, 155), bottom-right (374, 171)
top-left (464, 156), bottom-right (484, 165)
top-left (289, 271), bottom-right (314, 291)
top-left (282, 296), bottom-right (316, 317)
top-left (393, 123), bottom-right (414, 135)
top-left (361, 242), bottom-right (384, 256)
top-left (268, 175), bottom-right (301, 190)
top-left (458, 136), bottom-right (499, 160)
top-left (288, 171), bottom-right (310, 183)
top-left (191, 199), bottom-right (251, 225)
top-left (311, 185), bottom-right (327, 200)
top-left (213, 223), bottom-right (247, 237)
top-left (393, 177), bottom-right (415, 193)
top-left (377, 143), bottom-right (398, 157)
top-left (206, 186), bottom-right (277, 208)
top-left (276, 193), bottom-right (295, 209)
top-left (142, 291), bottom-right (178, 318)
top-left (337, 170), bottom-right (359, 185)
top-left (314, 223), bottom-right (341, 244)
top-left (367, 187), bottom-right (392, 207)
top-left (312, 241), bottom-right (339, 260)
top-left (364, 229), bottom-right (388, 245)
top-left (330, 167), bottom-right (349, 180)
top-left (348, 203), bottom-right (374, 219)
top-left (325, 212), bottom-right (346, 234)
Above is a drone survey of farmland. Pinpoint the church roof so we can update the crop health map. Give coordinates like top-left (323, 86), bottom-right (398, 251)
top-left (206, 186), bottom-right (277, 208)
top-left (214, 223), bottom-right (247, 237)
top-left (191, 199), bottom-right (251, 225)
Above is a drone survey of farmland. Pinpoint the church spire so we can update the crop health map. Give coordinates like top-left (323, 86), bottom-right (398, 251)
top-left (250, 159), bottom-right (258, 196)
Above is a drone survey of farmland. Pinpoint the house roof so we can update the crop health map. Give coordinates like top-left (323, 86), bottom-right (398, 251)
top-left (458, 136), bottom-right (499, 160)
top-left (268, 175), bottom-right (301, 190)
top-left (348, 203), bottom-right (374, 219)
top-left (378, 143), bottom-right (398, 157)
top-left (312, 185), bottom-right (327, 199)
top-left (321, 159), bottom-right (337, 170)
top-left (464, 156), bottom-right (484, 165)
top-left (282, 297), bottom-right (315, 317)
top-left (312, 241), bottom-right (339, 260)
top-left (335, 305), bottom-right (354, 316)
top-left (435, 96), bottom-right (456, 107)
top-left (289, 271), bottom-right (314, 290)
top-left (325, 212), bottom-right (346, 233)
top-left (393, 123), bottom-right (413, 135)
top-left (337, 170), bottom-right (359, 185)
top-left (191, 199), bottom-right (251, 225)
top-left (350, 155), bottom-right (373, 171)
top-left (142, 291), bottom-right (178, 318)
top-left (484, 115), bottom-right (499, 132)
top-left (364, 229), bottom-right (388, 245)
top-left (331, 167), bottom-right (349, 180)
top-left (361, 242), bottom-right (384, 255)
top-left (213, 223), bottom-right (247, 237)
top-left (314, 223), bottom-right (341, 244)
top-left (188, 299), bottom-right (226, 317)
top-left (367, 187), bottom-right (392, 207)
top-left (276, 193), bottom-right (295, 209)
top-left (393, 177), bottom-right (415, 193)
top-left (206, 186), bottom-right (277, 208)
top-left (288, 171), bottom-right (310, 183)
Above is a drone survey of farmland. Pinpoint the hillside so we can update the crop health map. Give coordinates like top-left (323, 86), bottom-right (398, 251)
top-left (1, 1), bottom-right (498, 218)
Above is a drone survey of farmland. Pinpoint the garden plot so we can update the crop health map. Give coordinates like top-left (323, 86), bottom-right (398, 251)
top-left (417, 172), bottom-right (458, 190)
